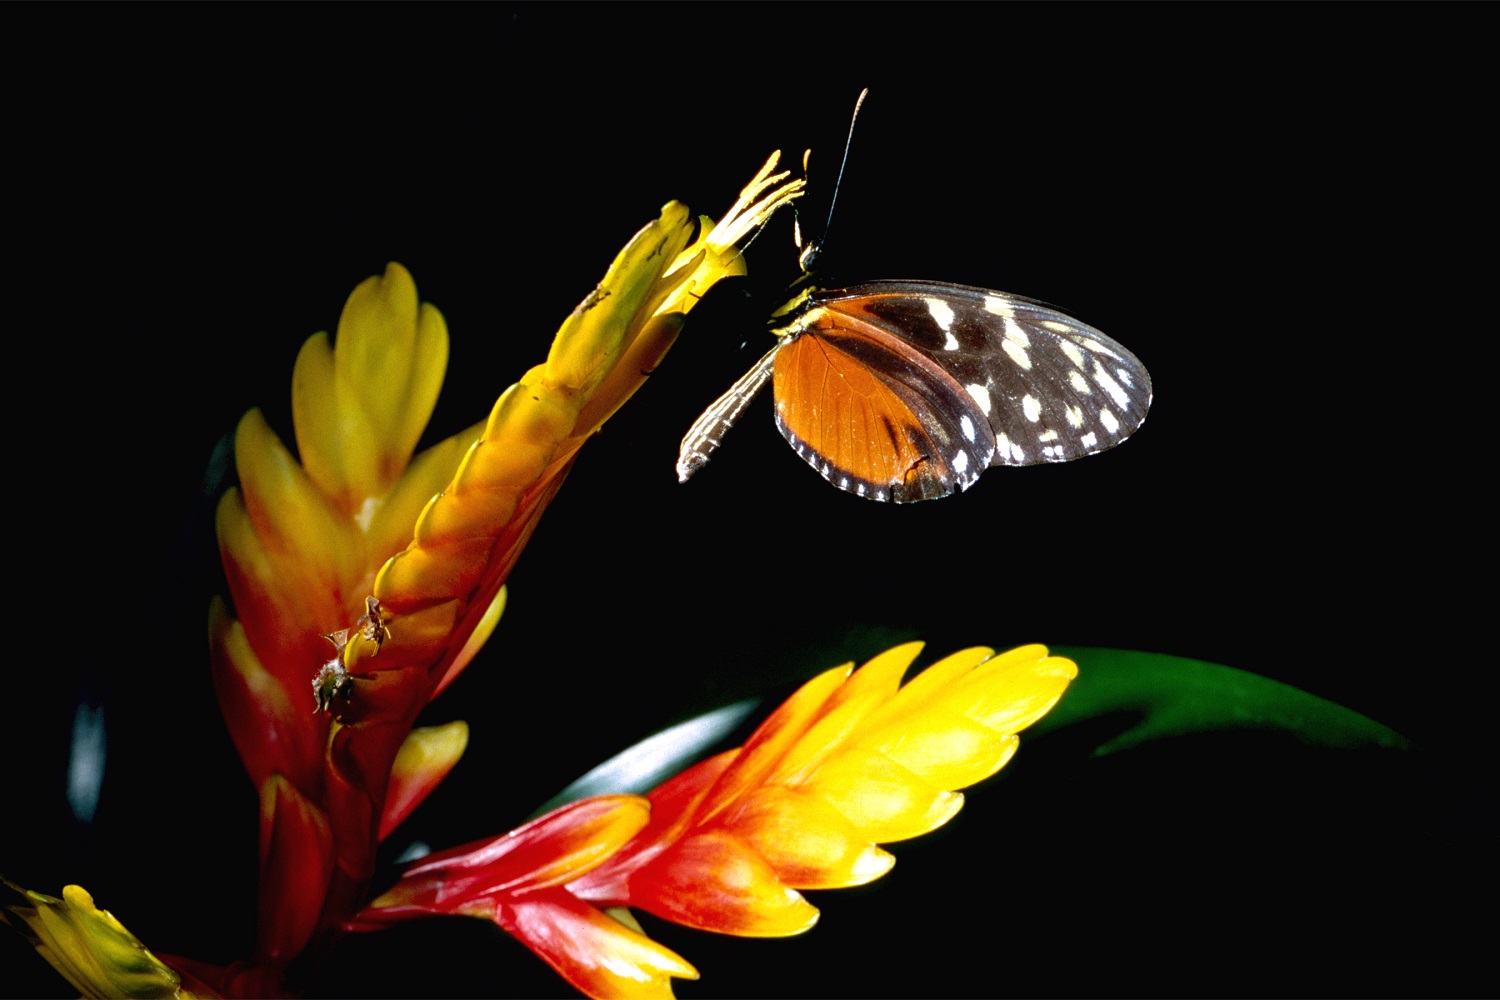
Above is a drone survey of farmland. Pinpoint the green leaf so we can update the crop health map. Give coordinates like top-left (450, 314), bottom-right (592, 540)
top-left (1038, 646), bottom-right (1411, 754)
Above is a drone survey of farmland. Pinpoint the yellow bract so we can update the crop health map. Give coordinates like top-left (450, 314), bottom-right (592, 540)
top-left (568, 643), bottom-right (1078, 954)
top-left (219, 154), bottom-right (804, 686)
top-left (293, 264), bottom-right (450, 519)
top-left (381, 721), bottom-right (471, 841)
top-left (2, 878), bottom-right (210, 1000)
top-left (770, 643), bottom-right (1077, 846)
top-left (217, 262), bottom-right (475, 657)
top-left (367, 157), bottom-right (805, 667)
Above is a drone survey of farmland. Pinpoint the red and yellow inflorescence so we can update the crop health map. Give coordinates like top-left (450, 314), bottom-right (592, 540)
top-left (209, 154), bottom-right (807, 975)
top-left (6, 154), bottom-right (1076, 1000)
top-left (355, 642), bottom-right (1076, 998)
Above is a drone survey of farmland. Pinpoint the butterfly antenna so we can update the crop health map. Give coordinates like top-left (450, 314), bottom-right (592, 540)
top-left (734, 209), bottom-right (778, 260)
top-left (797, 87), bottom-right (869, 274)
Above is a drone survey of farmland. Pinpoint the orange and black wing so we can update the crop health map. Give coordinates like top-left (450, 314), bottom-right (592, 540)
top-left (770, 281), bottom-right (1152, 502)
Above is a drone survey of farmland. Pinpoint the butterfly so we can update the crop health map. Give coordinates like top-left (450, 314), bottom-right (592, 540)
top-left (676, 278), bottom-right (1153, 502)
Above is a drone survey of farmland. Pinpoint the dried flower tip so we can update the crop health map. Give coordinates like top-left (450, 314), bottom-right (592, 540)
top-left (312, 658), bottom-right (352, 714)
top-left (356, 596), bottom-right (392, 651)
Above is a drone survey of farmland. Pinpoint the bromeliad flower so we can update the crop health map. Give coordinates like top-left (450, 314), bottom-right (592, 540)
top-left (6, 97), bottom-right (1430, 1000)
top-left (2, 878), bottom-right (219, 1000)
top-left (205, 156), bottom-right (806, 982)
top-left (33, 140), bottom-right (1370, 1000)
top-left (356, 641), bottom-right (1078, 998)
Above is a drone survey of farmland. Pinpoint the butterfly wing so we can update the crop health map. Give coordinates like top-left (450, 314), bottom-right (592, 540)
top-left (771, 281), bottom-right (1152, 501)
top-left (772, 304), bottom-right (996, 502)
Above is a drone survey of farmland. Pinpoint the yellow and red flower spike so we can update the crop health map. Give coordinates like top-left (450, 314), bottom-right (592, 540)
top-left (2, 877), bottom-right (221, 1000)
top-left (568, 643), bottom-right (1078, 938)
top-left (354, 644), bottom-right (1074, 999)
top-left (208, 156), bottom-right (805, 974)
top-left (318, 162), bottom-right (803, 907)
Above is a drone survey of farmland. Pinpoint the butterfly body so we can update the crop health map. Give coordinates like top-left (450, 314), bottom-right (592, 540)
top-left (678, 280), bottom-right (1152, 503)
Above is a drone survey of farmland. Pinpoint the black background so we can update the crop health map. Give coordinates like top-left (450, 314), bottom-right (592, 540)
top-left (7, 7), bottom-right (1488, 998)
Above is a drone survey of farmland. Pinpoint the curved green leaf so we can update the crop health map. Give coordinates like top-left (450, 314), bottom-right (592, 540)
top-left (1039, 646), bottom-right (1411, 754)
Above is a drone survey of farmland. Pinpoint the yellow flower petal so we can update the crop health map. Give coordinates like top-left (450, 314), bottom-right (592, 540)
top-left (805, 746), bottom-right (965, 842)
top-left (569, 644), bottom-right (1076, 941)
top-left (545, 202), bottom-right (696, 399)
top-left (2, 877), bottom-right (212, 1000)
top-left (288, 328), bottom-right (347, 503)
top-left (432, 585), bottom-right (508, 699)
top-left (734, 787), bottom-right (895, 889)
top-left (776, 642), bottom-right (924, 781)
top-left (636, 830), bottom-right (819, 937)
top-left (380, 721), bottom-right (470, 842)
top-left (693, 664), bottom-right (853, 824)
top-left (363, 425), bottom-right (479, 564)
top-left (293, 263), bottom-right (450, 513)
top-left (569, 312), bottom-right (686, 438)
top-left (866, 709), bottom-right (1021, 791)
top-left (233, 407), bottom-right (361, 614)
top-left (869, 644), bottom-right (994, 711)
top-left (958, 647), bottom-right (1080, 734)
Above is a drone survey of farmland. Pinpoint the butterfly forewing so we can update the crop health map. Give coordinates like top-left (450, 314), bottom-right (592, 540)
top-left (811, 281), bottom-right (1152, 471)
